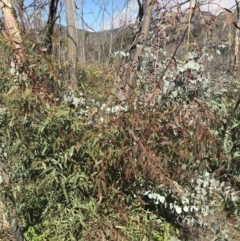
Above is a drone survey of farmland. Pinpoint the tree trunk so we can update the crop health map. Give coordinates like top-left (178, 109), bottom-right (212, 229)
top-left (65, 0), bottom-right (77, 90)
top-left (133, 0), bottom-right (154, 62)
top-left (233, 0), bottom-right (240, 79)
top-left (0, 3), bottom-right (25, 239)
top-left (80, 0), bottom-right (86, 64)
top-left (46, 0), bottom-right (59, 53)
top-left (124, 0), bottom-right (154, 94)
top-left (0, 0), bottom-right (24, 65)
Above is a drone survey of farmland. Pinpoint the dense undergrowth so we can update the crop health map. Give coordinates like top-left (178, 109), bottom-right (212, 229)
top-left (0, 68), bottom-right (178, 240)
top-left (1, 58), bottom-right (240, 240)
top-left (1, 8), bottom-right (240, 241)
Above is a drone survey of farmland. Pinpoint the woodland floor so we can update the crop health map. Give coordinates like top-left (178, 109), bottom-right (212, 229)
top-left (0, 201), bottom-right (240, 241)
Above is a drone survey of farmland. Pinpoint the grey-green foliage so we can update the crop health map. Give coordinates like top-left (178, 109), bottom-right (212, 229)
top-left (143, 170), bottom-right (239, 224)
top-left (108, 44), bottom-right (240, 239)
top-left (63, 46), bottom-right (240, 240)
top-left (111, 27), bottom-right (240, 240)
top-left (132, 48), bottom-right (212, 108)
top-left (2, 9), bottom-right (240, 240)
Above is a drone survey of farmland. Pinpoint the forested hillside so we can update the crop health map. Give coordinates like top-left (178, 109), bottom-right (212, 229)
top-left (1, 0), bottom-right (240, 240)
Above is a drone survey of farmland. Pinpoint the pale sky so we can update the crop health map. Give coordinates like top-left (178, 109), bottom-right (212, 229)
top-left (102, 0), bottom-right (238, 30)
top-left (187, 0), bottom-right (237, 13)
top-left (6, 0), bottom-right (240, 31)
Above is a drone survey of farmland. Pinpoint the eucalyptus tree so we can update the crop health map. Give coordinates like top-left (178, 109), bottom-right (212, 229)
top-left (65, 0), bottom-right (78, 90)
top-left (117, 0), bottom-right (156, 94)
top-left (0, 0), bottom-right (24, 67)
top-left (45, 0), bottom-right (60, 53)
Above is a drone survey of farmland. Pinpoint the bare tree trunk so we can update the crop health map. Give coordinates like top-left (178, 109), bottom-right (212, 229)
top-left (234, 1), bottom-right (240, 79)
top-left (133, 0), bottom-right (154, 61)
top-left (0, 0), bottom-right (24, 65)
top-left (124, 0), bottom-right (154, 93)
top-left (109, 1), bottom-right (114, 59)
top-left (80, 0), bottom-right (86, 64)
top-left (65, 0), bottom-right (77, 90)
top-left (45, 0), bottom-right (59, 53)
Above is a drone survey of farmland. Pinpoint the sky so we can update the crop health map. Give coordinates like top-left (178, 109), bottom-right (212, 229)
top-left (8, 0), bottom-right (240, 31)
top-left (80, 0), bottom-right (238, 30)
top-left (22, 0), bottom-right (129, 31)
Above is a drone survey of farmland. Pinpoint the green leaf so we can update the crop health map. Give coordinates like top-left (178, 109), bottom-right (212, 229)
top-left (42, 145), bottom-right (48, 156)
top-left (172, 91), bottom-right (178, 97)
top-left (62, 186), bottom-right (69, 203)
top-left (142, 236), bottom-right (148, 241)
top-left (174, 206), bottom-right (182, 214)
top-left (233, 151), bottom-right (240, 158)
top-left (92, 138), bottom-right (98, 147)
top-left (42, 162), bottom-right (47, 170)
top-left (69, 146), bottom-right (74, 157)
top-left (11, 139), bottom-right (21, 154)
top-left (231, 122), bottom-right (240, 129)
